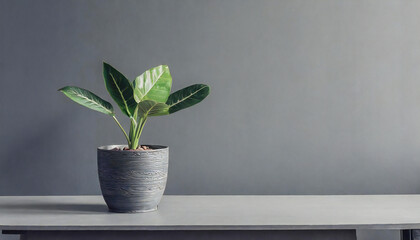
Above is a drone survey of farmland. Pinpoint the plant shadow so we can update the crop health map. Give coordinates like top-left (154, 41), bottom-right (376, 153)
top-left (0, 202), bottom-right (109, 214)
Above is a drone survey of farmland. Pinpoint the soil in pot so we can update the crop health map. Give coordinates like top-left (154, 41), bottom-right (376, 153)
top-left (111, 145), bottom-right (153, 151)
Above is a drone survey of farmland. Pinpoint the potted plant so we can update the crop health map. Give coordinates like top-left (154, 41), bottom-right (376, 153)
top-left (59, 63), bottom-right (210, 213)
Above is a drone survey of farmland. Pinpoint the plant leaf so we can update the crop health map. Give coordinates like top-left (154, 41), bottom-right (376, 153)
top-left (103, 62), bottom-right (137, 117)
top-left (133, 65), bottom-right (172, 103)
top-left (138, 100), bottom-right (169, 117)
top-left (166, 84), bottom-right (210, 114)
top-left (58, 86), bottom-right (114, 116)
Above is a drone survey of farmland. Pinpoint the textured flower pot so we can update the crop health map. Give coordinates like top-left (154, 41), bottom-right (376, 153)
top-left (97, 145), bottom-right (169, 213)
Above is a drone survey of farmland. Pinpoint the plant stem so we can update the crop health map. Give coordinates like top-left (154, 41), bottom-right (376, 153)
top-left (129, 117), bottom-right (137, 142)
top-left (131, 116), bottom-right (147, 149)
top-left (137, 117), bottom-right (147, 143)
top-left (112, 115), bottom-right (130, 146)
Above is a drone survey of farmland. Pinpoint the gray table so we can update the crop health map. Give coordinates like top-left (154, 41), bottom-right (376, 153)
top-left (0, 195), bottom-right (419, 240)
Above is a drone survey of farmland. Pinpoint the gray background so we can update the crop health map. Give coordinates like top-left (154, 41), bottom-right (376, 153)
top-left (0, 0), bottom-right (419, 239)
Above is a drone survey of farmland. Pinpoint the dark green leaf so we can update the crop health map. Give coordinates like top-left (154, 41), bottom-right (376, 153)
top-left (58, 86), bottom-right (114, 116)
top-left (138, 100), bottom-right (169, 117)
top-left (103, 62), bottom-right (137, 117)
top-left (133, 65), bottom-right (172, 103)
top-left (166, 84), bottom-right (210, 114)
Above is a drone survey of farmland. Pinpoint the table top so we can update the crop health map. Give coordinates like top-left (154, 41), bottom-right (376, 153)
top-left (0, 195), bottom-right (420, 231)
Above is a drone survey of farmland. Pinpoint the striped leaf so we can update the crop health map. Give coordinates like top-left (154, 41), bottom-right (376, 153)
top-left (59, 86), bottom-right (114, 116)
top-left (133, 65), bottom-right (172, 103)
top-left (166, 84), bottom-right (210, 114)
top-left (103, 62), bottom-right (137, 117)
top-left (138, 100), bottom-right (169, 117)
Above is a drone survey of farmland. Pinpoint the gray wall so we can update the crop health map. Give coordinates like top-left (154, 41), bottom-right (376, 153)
top-left (1, 0), bottom-right (420, 239)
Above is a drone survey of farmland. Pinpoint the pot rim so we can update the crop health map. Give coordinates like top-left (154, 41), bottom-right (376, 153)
top-left (98, 144), bottom-right (168, 152)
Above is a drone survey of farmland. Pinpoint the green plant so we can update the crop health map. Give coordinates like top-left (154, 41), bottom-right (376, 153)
top-left (59, 63), bottom-right (210, 149)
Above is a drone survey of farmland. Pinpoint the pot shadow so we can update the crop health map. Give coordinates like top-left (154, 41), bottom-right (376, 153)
top-left (0, 202), bottom-right (109, 214)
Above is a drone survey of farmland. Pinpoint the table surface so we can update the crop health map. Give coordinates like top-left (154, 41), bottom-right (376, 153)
top-left (0, 195), bottom-right (420, 231)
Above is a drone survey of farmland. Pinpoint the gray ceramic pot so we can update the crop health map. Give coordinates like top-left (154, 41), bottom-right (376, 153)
top-left (97, 145), bottom-right (169, 213)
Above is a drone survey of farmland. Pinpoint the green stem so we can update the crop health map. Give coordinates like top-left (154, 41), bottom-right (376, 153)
top-left (129, 117), bottom-right (137, 142)
top-left (131, 116), bottom-right (147, 149)
top-left (112, 115), bottom-right (130, 146)
top-left (137, 117), bottom-right (147, 143)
